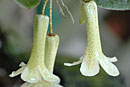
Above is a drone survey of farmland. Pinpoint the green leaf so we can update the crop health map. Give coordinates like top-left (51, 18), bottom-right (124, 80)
top-left (93, 0), bottom-right (130, 10)
top-left (15, 0), bottom-right (41, 9)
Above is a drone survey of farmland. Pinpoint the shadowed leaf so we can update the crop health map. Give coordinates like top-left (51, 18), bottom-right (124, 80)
top-left (15, 0), bottom-right (41, 9)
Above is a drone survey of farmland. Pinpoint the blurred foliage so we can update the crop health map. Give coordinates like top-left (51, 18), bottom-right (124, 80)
top-left (0, 27), bottom-right (29, 63)
top-left (55, 56), bottom-right (125, 87)
top-left (15, 0), bottom-right (130, 10)
top-left (93, 0), bottom-right (130, 10)
top-left (15, 0), bottom-right (41, 9)
top-left (0, 27), bottom-right (19, 73)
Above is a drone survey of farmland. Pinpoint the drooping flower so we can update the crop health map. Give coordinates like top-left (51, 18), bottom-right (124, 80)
top-left (9, 15), bottom-right (60, 84)
top-left (44, 34), bottom-right (60, 73)
top-left (20, 34), bottom-right (62, 87)
top-left (64, 1), bottom-right (119, 77)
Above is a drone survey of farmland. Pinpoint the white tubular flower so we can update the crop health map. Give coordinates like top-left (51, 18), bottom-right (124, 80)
top-left (9, 15), bottom-right (60, 84)
top-left (45, 34), bottom-right (60, 73)
top-left (20, 34), bottom-right (62, 87)
top-left (64, 1), bottom-right (119, 77)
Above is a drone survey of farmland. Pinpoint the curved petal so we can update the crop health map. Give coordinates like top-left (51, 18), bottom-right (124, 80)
top-left (64, 60), bottom-right (82, 66)
top-left (21, 66), bottom-right (41, 83)
top-left (9, 65), bottom-right (26, 77)
top-left (39, 66), bottom-right (60, 83)
top-left (80, 56), bottom-right (100, 76)
top-left (64, 57), bottom-right (83, 66)
top-left (19, 62), bottom-right (26, 67)
top-left (108, 57), bottom-right (118, 63)
top-left (99, 56), bottom-right (120, 76)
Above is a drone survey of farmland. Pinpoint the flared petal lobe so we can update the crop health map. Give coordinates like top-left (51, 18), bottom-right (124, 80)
top-left (39, 66), bottom-right (60, 83)
top-left (9, 62), bottom-right (26, 77)
top-left (99, 56), bottom-right (119, 76)
top-left (64, 57), bottom-right (83, 66)
top-left (21, 66), bottom-right (41, 83)
top-left (80, 55), bottom-right (100, 76)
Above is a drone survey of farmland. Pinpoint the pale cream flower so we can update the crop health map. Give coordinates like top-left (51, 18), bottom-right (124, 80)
top-left (9, 15), bottom-right (60, 84)
top-left (64, 1), bottom-right (119, 77)
top-left (20, 34), bottom-right (62, 87)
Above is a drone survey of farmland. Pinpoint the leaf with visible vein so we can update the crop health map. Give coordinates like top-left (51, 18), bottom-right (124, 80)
top-left (94, 0), bottom-right (130, 10)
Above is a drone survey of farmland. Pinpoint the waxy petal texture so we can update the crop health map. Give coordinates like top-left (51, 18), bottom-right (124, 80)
top-left (9, 15), bottom-right (61, 86)
top-left (64, 1), bottom-right (119, 77)
top-left (80, 56), bottom-right (100, 76)
top-left (99, 56), bottom-right (119, 76)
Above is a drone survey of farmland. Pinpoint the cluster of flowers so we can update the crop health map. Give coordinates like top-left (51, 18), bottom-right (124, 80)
top-left (9, 1), bottom-right (119, 87)
top-left (9, 15), bottom-right (62, 87)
